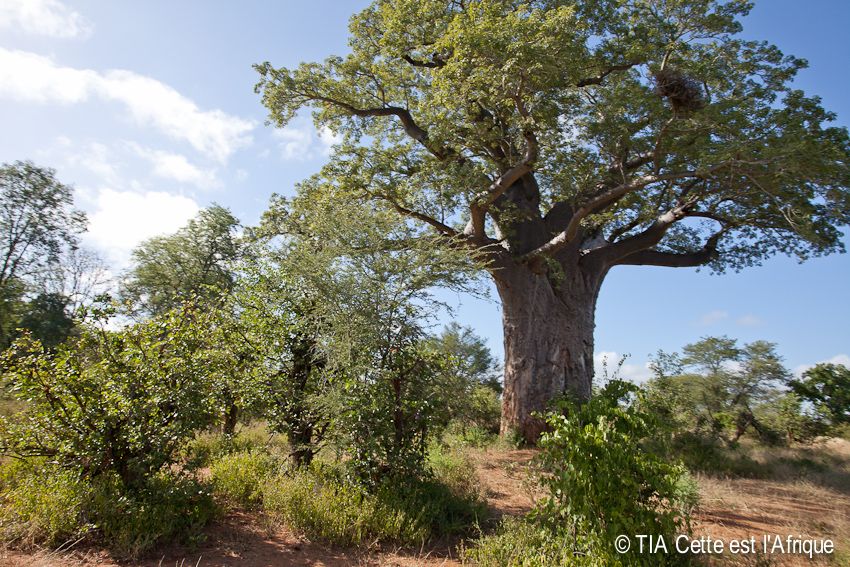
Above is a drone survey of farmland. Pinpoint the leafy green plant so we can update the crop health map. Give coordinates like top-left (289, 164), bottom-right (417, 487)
top-left (209, 449), bottom-right (281, 509)
top-left (89, 472), bottom-right (217, 559)
top-left (0, 459), bottom-right (92, 547)
top-left (0, 300), bottom-right (225, 488)
top-left (532, 380), bottom-right (693, 562)
top-left (342, 340), bottom-right (451, 487)
top-left (0, 460), bottom-right (216, 558)
top-left (261, 459), bottom-right (484, 547)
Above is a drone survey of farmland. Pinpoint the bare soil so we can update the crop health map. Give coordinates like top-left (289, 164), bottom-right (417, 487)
top-left (3, 442), bottom-right (848, 566)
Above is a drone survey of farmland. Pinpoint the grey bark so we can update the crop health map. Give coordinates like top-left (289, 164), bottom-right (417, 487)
top-left (492, 256), bottom-right (604, 444)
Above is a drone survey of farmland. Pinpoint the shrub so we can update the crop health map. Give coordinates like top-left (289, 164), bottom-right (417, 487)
top-left (468, 380), bottom-right (695, 566)
top-left (428, 444), bottom-right (485, 504)
top-left (342, 341), bottom-right (450, 487)
top-left (209, 449), bottom-right (281, 509)
top-left (183, 424), bottom-right (287, 469)
top-left (89, 472), bottom-right (217, 559)
top-left (0, 301), bottom-right (225, 488)
top-left (262, 469), bottom-right (425, 546)
top-left (465, 516), bottom-right (594, 567)
top-left (261, 461), bottom-right (484, 547)
top-left (0, 460), bottom-right (92, 547)
top-left (0, 461), bottom-right (216, 559)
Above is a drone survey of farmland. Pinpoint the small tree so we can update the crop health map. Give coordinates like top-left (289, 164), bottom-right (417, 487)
top-left (15, 292), bottom-right (75, 350)
top-left (649, 336), bottom-right (790, 444)
top-left (533, 380), bottom-right (693, 564)
top-left (427, 323), bottom-right (502, 434)
top-left (240, 186), bottom-right (479, 472)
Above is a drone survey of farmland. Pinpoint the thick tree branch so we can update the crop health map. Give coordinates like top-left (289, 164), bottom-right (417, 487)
top-left (523, 159), bottom-right (749, 262)
top-left (402, 53), bottom-right (447, 68)
top-left (376, 194), bottom-right (459, 237)
top-left (522, 170), bottom-right (697, 262)
top-left (309, 94), bottom-right (453, 160)
top-left (463, 96), bottom-right (539, 241)
top-left (576, 61), bottom-right (643, 87)
top-left (614, 229), bottom-right (726, 268)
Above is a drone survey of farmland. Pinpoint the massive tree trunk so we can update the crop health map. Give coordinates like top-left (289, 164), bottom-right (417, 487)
top-left (493, 258), bottom-right (603, 444)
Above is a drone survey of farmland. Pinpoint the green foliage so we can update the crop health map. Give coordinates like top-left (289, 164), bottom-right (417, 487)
top-left (16, 292), bottom-right (75, 349)
top-left (757, 392), bottom-right (822, 444)
top-left (255, 0), bottom-right (850, 282)
top-left (466, 516), bottom-right (606, 567)
top-left (0, 460), bottom-right (216, 559)
top-left (88, 472), bottom-right (216, 559)
top-left (791, 363), bottom-right (850, 427)
top-left (647, 337), bottom-right (791, 445)
top-left (0, 161), bottom-right (87, 347)
top-left (531, 380), bottom-right (694, 564)
top-left (262, 469), bottom-right (425, 546)
top-left (428, 322), bottom-right (502, 393)
top-left (0, 459), bottom-right (92, 547)
top-left (123, 204), bottom-right (242, 316)
top-left (209, 449), bottom-right (282, 509)
top-left (341, 340), bottom-right (451, 486)
top-left (236, 187), bottom-right (478, 470)
top-left (0, 300), bottom-right (225, 487)
top-left (182, 425), bottom-right (288, 469)
top-left (262, 462), bottom-right (483, 547)
top-left (427, 444), bottom-right (486, 508)
top-left (426, 323), bottom-right (503, 436)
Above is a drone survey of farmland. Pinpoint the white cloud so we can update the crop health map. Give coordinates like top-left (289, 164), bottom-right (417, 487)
top-left (0, 48), bottom-right (255, 162)
top-left (85, 188), bottom-right (200, 266)
top-left (129, 144), bottom-right (219, 189)
top-left (736, 314), bottom-right (763, 327)
top-left (698, 310), bottom-right (728, 326)
top-left (273, 121), bottom-right (340, 161)
top-left (594, 351), bottom-right (653, 384)
top-left (0, 0), bottom-right (92, 39)
top-left (794, 354), bottom-right (850, 377)
top-left (62, 140), bottom-right (120, 184)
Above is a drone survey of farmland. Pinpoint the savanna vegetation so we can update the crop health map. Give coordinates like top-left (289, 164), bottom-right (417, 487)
top-left (2, 0), bottom-right (850, 565)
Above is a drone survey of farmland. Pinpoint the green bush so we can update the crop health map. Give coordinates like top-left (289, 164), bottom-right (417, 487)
top-left (0, 302), bottom-right (227, 488)
top-left (469, 380), bottom-right (694, 566)
top-left (262, 469), bottom-right (423, 546)
top-left (0, 461), bottom-right (216, 558)
top-left (89, 472), bottom-right (217, 559)
top-left (342, 341), bottom-right (451, 487)
top-left (261, 461), bottom-right (484, 547)
top-left (669, 432), bottom-right (765, 477)
top-left (465, 516), bottom-right (601, 567)
top-left (0, 460), bottom-right (92, 547)
top-left (209, 449), bottom-right (281, 509)
top-left (442, 421), bottom-right (499, 449)
top-left (183, 424), bottom-right (287, 469)
top-left (428, 444), bottom-right (485, 504)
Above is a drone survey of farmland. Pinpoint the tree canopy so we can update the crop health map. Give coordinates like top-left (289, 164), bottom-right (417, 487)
top-left (123, 205), bottom-right (242, 316)
top-left (255, 0), bottom-right (850, 274)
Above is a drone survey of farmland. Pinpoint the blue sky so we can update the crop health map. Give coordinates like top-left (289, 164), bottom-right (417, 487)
top-left (1, 0), bottom-right (848, 380)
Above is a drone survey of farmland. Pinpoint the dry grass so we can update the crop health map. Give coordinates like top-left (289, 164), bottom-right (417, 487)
top-left (695, 438), bottom-right (850, 566)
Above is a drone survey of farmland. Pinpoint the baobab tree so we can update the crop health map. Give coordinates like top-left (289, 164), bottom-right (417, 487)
top-left (255, 0), bottom-right (850, 442)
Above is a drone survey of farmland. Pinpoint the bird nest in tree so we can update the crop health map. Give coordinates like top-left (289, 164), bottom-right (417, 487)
top-left (653, 68), bottom-right (706, 113)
